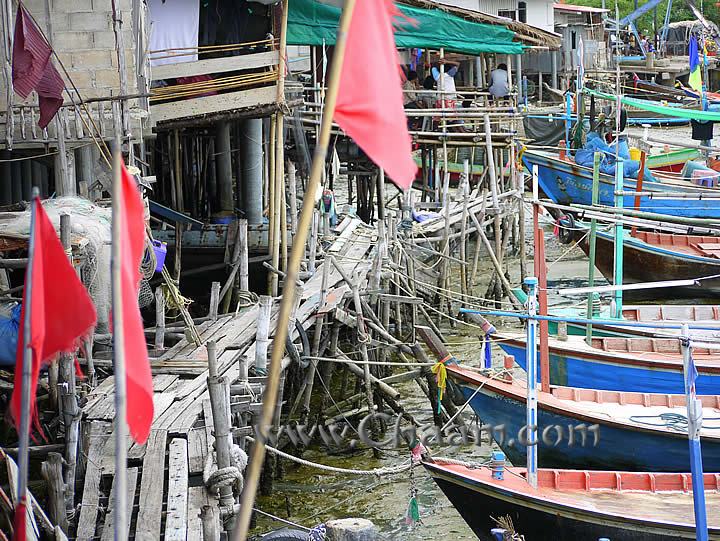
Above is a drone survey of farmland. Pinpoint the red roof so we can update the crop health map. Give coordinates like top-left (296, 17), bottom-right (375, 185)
top-left (553, 3), bottom-right (609, 13)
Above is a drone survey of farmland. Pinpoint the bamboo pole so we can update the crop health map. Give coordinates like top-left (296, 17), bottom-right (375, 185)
top-left (16, 189), bottom-right (38, 539)
top-left (231, 2), bottom-right (358, 538)
top-left (268, 115), bottom-right (277, 295)
top-left (585, 152), bottom-right (602, 344)
top-left (111, 147), bottom-right (129, 540)
top-left (459, 160), bottom-right (469, 304)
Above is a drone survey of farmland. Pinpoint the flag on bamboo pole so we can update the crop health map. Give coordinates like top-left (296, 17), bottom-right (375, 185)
top-left (689, 35), bottom-right (703, 93)
top-left (333, 0), bottom-right (417, 190)
top-left (12, 4), bottom-right (64, 128)
top-left (9, 197), bottom-right (96, 541)
top-left (118, 162), bottom-right (154, 444)
top-left (9, 199), bottom-right (97, 433)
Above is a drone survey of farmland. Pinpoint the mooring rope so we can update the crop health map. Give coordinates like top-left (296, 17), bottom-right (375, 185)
top-left (246, 437), bottom-right (412, 476)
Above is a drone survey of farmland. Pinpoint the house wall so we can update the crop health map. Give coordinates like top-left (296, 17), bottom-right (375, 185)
top-left (524, 0), bottom-right (554, 32)
top-left (0, 0), bottom-right (140, 109)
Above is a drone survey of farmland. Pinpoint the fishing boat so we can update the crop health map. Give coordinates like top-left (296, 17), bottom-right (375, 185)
top-left (496, 334), bottom-right (720, 394)
top-left (423, 459), bottom-right (720, 541)
top-left (570, 227), bottom-right (720, 298)
top-left (445, 363), bottom-right (720, 471)
top-left (521, 149), bottom-right (720, 219)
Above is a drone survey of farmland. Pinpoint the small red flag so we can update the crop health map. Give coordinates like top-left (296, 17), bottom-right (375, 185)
top-left (119, 163), bottom-right (154, 444)
top-left (12, 4), bottom-right (64, 128)
top-left (334, 0), bottom-right (417, 190)
top-left (9, 199), bottom-right (97, 435)
top-left (11, 496), bottom-right (28, 541)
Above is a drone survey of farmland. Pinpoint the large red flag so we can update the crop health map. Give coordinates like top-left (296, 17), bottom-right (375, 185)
top-left (119, 163), bottom-right (154, 444)
top-left (9, 199), bottom-right (97, 432)
top-left (333, 0), bottom-right (417, 190)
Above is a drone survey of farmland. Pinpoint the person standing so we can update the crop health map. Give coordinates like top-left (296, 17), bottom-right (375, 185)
top-left (432, 59), bottom-right (459, 108)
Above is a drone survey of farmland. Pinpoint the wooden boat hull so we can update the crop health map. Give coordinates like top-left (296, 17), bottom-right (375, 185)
top-left (448, 367), bottom-right (720, 472)
top-left (522, 150), bottom-right (720, 219)
top-left (425, 462), bottom-right (720, 540)
top-left (577, 231), bottom-right (720, 299)
top-left (497, 335), bottom-right (720, 394)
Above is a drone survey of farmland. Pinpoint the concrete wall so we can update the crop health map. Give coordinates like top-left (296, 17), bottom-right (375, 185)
top-left (0, 0), bottom-right (140, 108)
top-left (524, 0), bottom-right (554, 32)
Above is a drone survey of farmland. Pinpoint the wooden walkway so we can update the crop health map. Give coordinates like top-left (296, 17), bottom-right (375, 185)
top-left (75, 218), bottom-right (376, 540)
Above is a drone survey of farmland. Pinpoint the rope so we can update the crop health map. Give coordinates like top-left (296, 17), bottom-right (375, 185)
top-left (246, 437), bottom-right (412, 476)
top-left (203, 444), bottom-right (248, 494)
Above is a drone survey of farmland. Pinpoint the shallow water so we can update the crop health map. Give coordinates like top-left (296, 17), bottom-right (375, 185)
top-left (251, 224), bottom-right (599, 539)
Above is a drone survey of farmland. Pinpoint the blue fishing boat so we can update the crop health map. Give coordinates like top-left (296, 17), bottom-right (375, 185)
top-left (496, 333), bottom-right (720, 394)
top-left (521, 149), bottom-right (720, 219)
top-left (446, 364), bottom-right (720, 472)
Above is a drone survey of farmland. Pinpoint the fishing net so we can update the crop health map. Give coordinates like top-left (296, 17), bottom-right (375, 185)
top-left (0, 197), bottom-right (113, 333)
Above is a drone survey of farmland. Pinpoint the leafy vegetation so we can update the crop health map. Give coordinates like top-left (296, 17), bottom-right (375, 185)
top-left (566, 0), bottom-right (720, 35)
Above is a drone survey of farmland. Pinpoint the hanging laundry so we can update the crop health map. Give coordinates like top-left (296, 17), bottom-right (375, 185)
top-left (691, 119), bottom-right (714, 141)
top-left (12, 5), bottom-right (64, 128)
top-left (148, 0), bottom-right (200, 66)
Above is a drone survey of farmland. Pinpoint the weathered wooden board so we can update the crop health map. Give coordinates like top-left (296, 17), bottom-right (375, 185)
top-left (134, 429), bottom-right (168, 541)
top-left (164, 438), bottom-right (189, 541)
top-left (187, 425), bottom-right (208, 475)
top-left (76, 423), bottom-right (112, 541)
top-left (186, 486), bottom-right (210, 540)
top-left (99, 467), bottom-right (138, 541)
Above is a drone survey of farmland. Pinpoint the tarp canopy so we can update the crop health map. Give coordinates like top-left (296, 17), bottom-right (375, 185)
top-left (287, 0), bottom-right (526, 55)
top-left (584, 88), bottom-right (720, 122)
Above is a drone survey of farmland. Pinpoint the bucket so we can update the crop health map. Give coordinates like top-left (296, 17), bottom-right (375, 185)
top-left (629, 147), bottom-right (641, 161)
top-left (152, 240), bottom-right (167, 273)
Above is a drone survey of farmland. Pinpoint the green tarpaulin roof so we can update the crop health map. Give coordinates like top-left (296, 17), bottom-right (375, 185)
top-left (287, 0), bottom-right (526, 55)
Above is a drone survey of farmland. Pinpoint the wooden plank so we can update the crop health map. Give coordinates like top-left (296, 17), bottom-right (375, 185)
top-left (186, 486), bottom-right (210, 539)
top-left (151, 85), bottom-right (278, 123)
top-left (151, 50), bottom-right (279, 80)
top-left (169, 391), bottom-right (207, 434)
top-left (76, 423), bottom-right (112, 541)
top-left (3, 452), bottom-right (40, 541)
top-left (164, 439), bottom-right (189, 541)
top-left (187, 425), bottom-right (208, 475)
top-left (135, 429), bottom-right (168, 541)
top-left (99, 467), bottom-right (138, 541)
top-left (82, 376), bottom-right (115, 414)
top-left (153, 374), bottom-right (179, 392)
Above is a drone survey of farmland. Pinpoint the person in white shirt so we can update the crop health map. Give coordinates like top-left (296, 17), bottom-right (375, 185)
top-left (488, 63), bottom-right (509, 99)
top-left (431, 59), bottom-right (459, 106)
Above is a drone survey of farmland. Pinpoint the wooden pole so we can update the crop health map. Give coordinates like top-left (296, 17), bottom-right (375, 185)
top-left (231, 2), bottom-right (358, 536)
top-left (111, 147), bottom-right (129, 540)
top-left (207, 340), bottom-right (235, 521)
top-left (531, 166), bottom-right (550, 393)
top-left (585, 152), bottom-right (602, 344)
top-left (255, 295), bottom-right (272, 374)
top-left (16, 189), bottom-right (38, 537)
top-left (459, 160), bottom-right (470, 304)
top-left (59, 213), bottom-right (80, 516)
top-left (268, 115), bottom-right (277, 295)
top-left (155, 286), bottom-right (165, 350)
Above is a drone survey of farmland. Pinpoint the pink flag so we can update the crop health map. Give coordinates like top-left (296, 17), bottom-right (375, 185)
top-left (334, 0), bottom-right (417, 190)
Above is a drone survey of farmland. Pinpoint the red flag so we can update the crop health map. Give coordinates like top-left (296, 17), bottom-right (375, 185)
top-left (11, 496), bottom-right (28, 541)
top-left (12, 4), bottom-right (64, 128)
top-left (334, 0), bottom-right (417, 190)
top-left (9, 199), bottom-right (97, 434)
top-left (119, 163), bottom-right (154, 444)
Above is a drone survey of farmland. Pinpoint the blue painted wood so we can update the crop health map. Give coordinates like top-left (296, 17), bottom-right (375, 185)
top-left (522, 150), bottom-right (720, 219)
top-left (455, 381), bottom-right (720, 472)
top-left (498, 340), bottom-right (720, 395)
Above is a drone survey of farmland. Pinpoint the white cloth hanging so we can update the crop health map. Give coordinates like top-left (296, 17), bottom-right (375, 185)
top-left (148, 0), bottom-right (200, 67)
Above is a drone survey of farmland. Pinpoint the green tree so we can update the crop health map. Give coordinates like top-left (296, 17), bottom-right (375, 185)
top-left (568, 0), bottom-right (719, 36)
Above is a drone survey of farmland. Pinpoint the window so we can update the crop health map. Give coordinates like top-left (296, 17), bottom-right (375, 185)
top-left (498, 9), bottom-right (516, 20)
top-left (518, 1), bottom-right (527, 23)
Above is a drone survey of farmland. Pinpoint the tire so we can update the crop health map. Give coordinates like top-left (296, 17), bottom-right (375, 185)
top-left (261, 528), bottom-right (309, 540)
